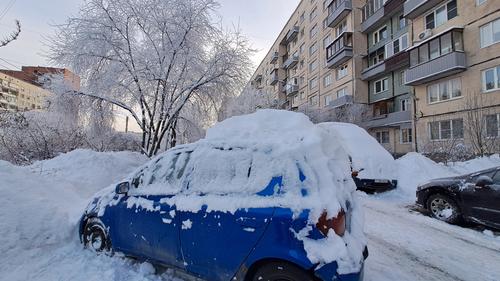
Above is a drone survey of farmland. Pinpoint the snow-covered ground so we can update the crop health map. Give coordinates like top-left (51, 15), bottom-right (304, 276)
top-left (0, 149), bottom-right (499, 281)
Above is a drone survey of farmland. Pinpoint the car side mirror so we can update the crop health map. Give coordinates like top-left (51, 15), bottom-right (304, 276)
top-left (115, 182), bottom-right (130, 194)
top-left (476, 176), bottom-right (493, 188)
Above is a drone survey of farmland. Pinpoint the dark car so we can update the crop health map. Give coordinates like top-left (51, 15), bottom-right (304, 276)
top-left (352, 169), bottom-right (397, 194)
top-left (416, 166), bottom-right (500, 229)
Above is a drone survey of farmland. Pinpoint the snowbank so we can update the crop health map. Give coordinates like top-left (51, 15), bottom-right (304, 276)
top-left (0, 150), bottom-right (156, 281)
top-left (380, 153), bottom-right (500, 202)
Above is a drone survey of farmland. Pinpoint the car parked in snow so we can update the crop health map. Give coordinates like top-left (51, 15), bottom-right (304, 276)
top-left (416, 166), bottom-right (500, 229)
top-left (318, 123), bottom-right (398, 194)
top-left (79, 110), bottom-right (368, 281)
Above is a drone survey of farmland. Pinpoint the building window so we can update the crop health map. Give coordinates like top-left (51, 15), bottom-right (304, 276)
top-left (400, 128), bottom-right (413, 144)
top-left (324, 95), bottom-right (333, 106)
top-left (482, 65), bottom-right (500, 92)
top-left (480, 18), bottom-right (500, 48)
top-left (376, 131), bottom-right (390, 144)
top-left (309, 95), bottom-right (319, 106)
top-left (300, 91), bottom-right (306, 99)
top-left (310, 7), bottom-right (318, 22)
top-left (300, 43), bottom-right (306, 54)
top-left (337, 87), bottom-right (347, 98)
top-left (373, 26), bottom-right (387, 44)
top-left (399, 71), bottom-right (406, 86)
top-left (310, 24), bottom-right (318, 39)
top-left (369, 47), bottom-right (385, 66)
top-left (323, 35), bottom-right (333, 48)
top-left (300, 12), bottom-right (305, 23)
top-left (324, 74), bottom-right (333, 87)
top-left (429, 119), bottom-right (464, 140)
top-left (427, 78), bottom-right (461, 103)
top-left (337, 64), bottom-right (348, 79)
top-left (425, 0), bottom-right (457, 30)
top-left (309, 77), bottom-right (318, 90)
top-left (309, 60), bottom-right (318, 72)
top-left (476, 0), bottom-right (487, 6)
top-left (386, 33), bottom-right (409, 57)
top-left (374, 77), bottom-right (389, 94)
top-left (399, 15), bottom-right (406, 30)
top-left (401, 98), bottom-right (411, 111)
top-left (486, 114), bottom-right (500, 137)
top-left (335, 20), bottom-right (347, 37)
top-left (409, 29), bottom-right (463, 67)
top-left (309, 42), bottom-right (318, 56)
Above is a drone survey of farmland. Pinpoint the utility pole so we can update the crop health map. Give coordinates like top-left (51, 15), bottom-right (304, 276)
top-left (125, 116), bottom-right (129, 133)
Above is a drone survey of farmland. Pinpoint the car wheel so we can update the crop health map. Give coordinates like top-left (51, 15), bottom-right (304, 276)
top-left (427, 194), bottom-right (461, 224)
top-left (83, 218), bottom-right (111, 253)
top-left (251, 261), bottom-right (314, 281)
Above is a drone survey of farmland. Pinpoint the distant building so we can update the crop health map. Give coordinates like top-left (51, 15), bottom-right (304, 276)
top-left (0, 66), bottom-right (80, 112)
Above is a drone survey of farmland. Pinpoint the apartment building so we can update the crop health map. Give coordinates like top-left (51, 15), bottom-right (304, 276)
top-left (248, 0), bottom-right (500, 157)
top-left (404, 0), bottom-right (500, 154)
top-left (250, 0), bottom-right (368, 119)
top-left (0, 66), bottom-right (80, 112)
top-left (0, 72), bottom-right (52, 111)
top-left (359, 0), bottom-right (414, 156)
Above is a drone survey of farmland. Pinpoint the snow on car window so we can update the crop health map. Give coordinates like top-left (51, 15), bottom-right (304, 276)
top-left (129, 151), bottom-right (191, 195)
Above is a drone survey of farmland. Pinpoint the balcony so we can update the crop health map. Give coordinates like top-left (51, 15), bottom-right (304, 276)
top-left (404, 0), bottom-right (444, 19)
top-left (326, 32), bottom-right (353, 69)
top-left (362, 51), bottom-right (409, 80)
top-left (270, 69), bottom-right (279, 85)
top-left (270, 52), bottom-right (279, 64)
top-left (286, 84), bottom-right (299, 96)
top-left (405, 52), bottom-right (466, 85)
top-left (328, 94), bottom-right (353, 108)
top-left (361, 0), bottom-right (405, 33)
top-left (327, 0), bottom-right (352, 28)
top-left (364, 110), bottom-right (412, 128)
top-left (286, 26), bottom-right (299, 43)
top-left (283, 55), bottom-right (299, 69)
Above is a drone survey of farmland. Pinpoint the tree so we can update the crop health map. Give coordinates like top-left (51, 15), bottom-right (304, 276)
top-left (222, 85), bottom-right (276, 119)
top-left (48, 0), bottom-right (253, 157)
top-left (0, 20), bottom-right (20, 48)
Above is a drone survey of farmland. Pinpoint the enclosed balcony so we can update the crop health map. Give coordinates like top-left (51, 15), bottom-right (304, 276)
top-left (270, 69), bottom-right (279, 85)
top-left (286, 84), bottom-right (299, 96)
top-left (283, 54), bottom-right (299, 70)
top-left (364, 110), bottom-right (412, 128)
top-left (327, 0), bottom-right (352, 28)
top-left (404, 0), bottom-right (444, 20)
top-left (326, 32), bottom-right (353, 69)
top-left (361, 0), bottom-right (405, 33)
top-left (405, 28), bottom-right (466, 85)
top-left (362, 51), bottom-right (409, 80)
top-left (270, 52), bottom-right (279, 64)
top-left (286, 26), bottom-right (299, 43)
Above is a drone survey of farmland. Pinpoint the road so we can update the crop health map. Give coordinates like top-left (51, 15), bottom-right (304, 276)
top-left (362, 196), bottom-right (500, 281)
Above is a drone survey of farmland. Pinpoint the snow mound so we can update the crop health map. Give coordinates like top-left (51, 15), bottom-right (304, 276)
top-left (0, 150), bottom-right (152, 281)
top-left (318, 122), bottom-right (396, 179)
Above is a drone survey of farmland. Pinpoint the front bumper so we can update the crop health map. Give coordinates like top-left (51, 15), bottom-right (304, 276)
top-left (314, 247), bottom-right (368, 281)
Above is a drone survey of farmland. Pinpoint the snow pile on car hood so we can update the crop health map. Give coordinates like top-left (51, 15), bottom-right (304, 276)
top-left (317, 122), bottom-right (396, 179)
top-left (124, 109), bottom-right (366, 273)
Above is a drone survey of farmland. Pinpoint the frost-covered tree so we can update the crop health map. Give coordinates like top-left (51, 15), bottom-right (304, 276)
top-left (222, 86), bottom-right (276, 119)
top-left (0, 20), bottom-right (20, 48)
top-left (48, 0), bottom-right (252, 156)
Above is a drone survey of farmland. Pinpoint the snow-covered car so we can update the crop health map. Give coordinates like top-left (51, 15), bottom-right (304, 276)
top-left (416, 166), bottom-right (500, 229)
top-left (318, 123), bottom-right (397, 194)
top-left (79, 110), bottom-right (367, 281)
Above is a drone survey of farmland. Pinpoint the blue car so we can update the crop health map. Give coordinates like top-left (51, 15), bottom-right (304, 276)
top-left (79, 143), bottom-right (367, 281)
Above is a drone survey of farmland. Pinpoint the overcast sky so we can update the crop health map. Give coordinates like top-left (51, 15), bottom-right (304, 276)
top-left (0, 0), bottom-right (300, 71)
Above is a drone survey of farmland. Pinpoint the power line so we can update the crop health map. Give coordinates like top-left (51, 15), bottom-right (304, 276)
top-left (0, 57), bottom-right (19, 69)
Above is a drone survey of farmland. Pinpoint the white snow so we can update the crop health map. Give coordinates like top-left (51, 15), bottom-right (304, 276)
top-left (181, 219), bottom-right (193, 230)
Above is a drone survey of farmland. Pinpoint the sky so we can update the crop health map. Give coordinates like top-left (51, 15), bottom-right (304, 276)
top-left (0, 0), bottom-right (300, 132)
top-left (0, 0), bottom-right (300, 70)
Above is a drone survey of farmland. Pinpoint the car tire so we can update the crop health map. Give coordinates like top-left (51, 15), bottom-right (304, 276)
top-left (427, 194), bottom-right (461, 224)
top-left (83, 218), bottom-right (111, 253)
top-left (250, 261), bottom-right (315, 281)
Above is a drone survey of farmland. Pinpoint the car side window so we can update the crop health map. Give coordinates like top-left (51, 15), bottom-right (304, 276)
top-left (130, 151), bottom-right (192, 195)
top-left (491, 170), bottom-right (500, 185)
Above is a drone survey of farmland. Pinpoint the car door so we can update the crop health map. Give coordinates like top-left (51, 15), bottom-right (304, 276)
top-left (178, 147), bottom-right (275, 281)
top-left (110, 151), bottom-right (191, 268)
top-left (461, 168), bottom-right (500, 225)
